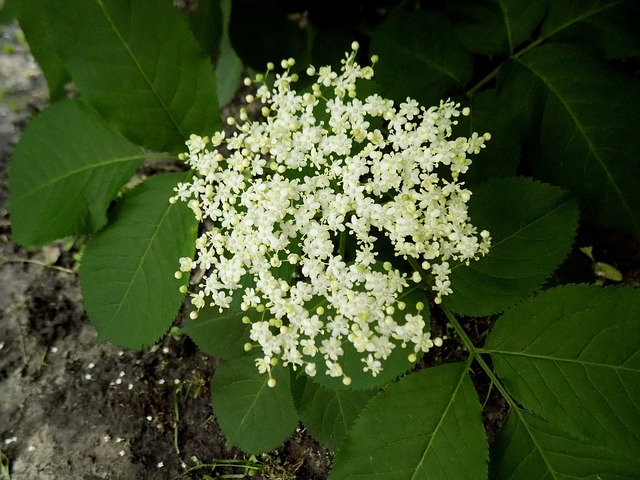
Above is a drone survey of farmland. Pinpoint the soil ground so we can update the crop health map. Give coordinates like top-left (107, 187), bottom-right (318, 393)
top-left (0, 22), bottom-right (330, 480)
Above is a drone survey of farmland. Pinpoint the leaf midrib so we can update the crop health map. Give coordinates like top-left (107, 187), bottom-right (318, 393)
top-left (482, 349), bottom-right (639, 373)
top-left (540, 0), bottom-right (624, 41)
top-left (14, 154), bottom-right (144, 201)
top-left (410, 363), bottom-right (469, 480)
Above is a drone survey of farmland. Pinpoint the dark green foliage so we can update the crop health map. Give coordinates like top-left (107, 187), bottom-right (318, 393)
top-left (7, 0), bottom-right (640, 476)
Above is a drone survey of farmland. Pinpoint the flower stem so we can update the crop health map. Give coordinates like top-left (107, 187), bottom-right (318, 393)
top-left (338, 230), bottom-right (347, 259)
top-left (442, 305), bottom-right (519, 411)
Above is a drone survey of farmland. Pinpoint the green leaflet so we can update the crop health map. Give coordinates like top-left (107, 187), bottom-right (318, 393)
top-left (491, 409), bottom-right (640, 479)
top-left (8, 100), bottom-right (143, 246)
top-left (370, 10), bottom-right (473, 106)
top-left (541, 0), bottom-right (640, 59)
top-left (446, 177), bottom-right (579, 316)
top-left (181, 303), bottom-right (252, 360)
top-left (211, 357), bottom-right (298, 454)
top-left (459, 89), bottom-right (520, 186)
top-left (484, 284), bottom-right (640, 458)
top-left (44, 0), bottom-right (221, 153)
top-left (228, 0), bottom-right (308, 71)
top-left (186, 0), bottom-right (223, 62)
top-left (181, 274), bottom-right (256, 360)
top-left (79, 173), bottom-right (197, 349)
top-left (13, 0), bottom-right (70, 100)
top-left (0, 0), bottom-right (21, 23)
top-left (447, 0), bottom-right (547, 55)
top-left (215, 0), bottom-right (243, 107)
top-left (330, 362), bottom-right (487, 480)
top-left (508, 44), bottom-right (640, 237)
top-left (292, 375), bottom-right (376, 451)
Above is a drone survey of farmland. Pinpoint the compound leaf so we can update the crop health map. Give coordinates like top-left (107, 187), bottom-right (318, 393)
top-left (9, 100), bottom-right (143, 246)
top-left (370, 10), bottom-right (473, 106)
top-left (446, 177), bottom-right (579, 316)
top-left (80, 173), bottom-right (197, 349)
top-left (211, 356), bottom-right (298, 454)
top-left (491, 409), bottom-right (640, 479)
top-left (485, 284), bottom-right (640, 458)
top-left (330, 362), bottom-right (487, 480)
top-left (45, 0), bottom-right (220, 152)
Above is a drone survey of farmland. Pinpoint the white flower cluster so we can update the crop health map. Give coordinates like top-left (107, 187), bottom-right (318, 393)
top-left (172, 42), bottom-right (491, 385)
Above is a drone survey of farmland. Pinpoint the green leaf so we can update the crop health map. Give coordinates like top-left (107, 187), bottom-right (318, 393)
top-left (14, 0), bottom-right (70, 100)
top-left (229, 0), bottom-right (308, 71)
top-left (512, 44), bottom-right (640, 237)
top-left (181, 274), bottom-right (255, 359)
top-left (459, 89), bottom-right (521, 185)
top-left (330, 362), bottom-right (487, 480)
top-left (370, 10), bottom-right (473, 106)
top-left (215, 0), bottom-right (243, 107)
top-left (187, 0), bottom-right (223, 61)
top-left (448, 0), bottom-right (547, 55)
top-left (446, 177), bottom-right (579, 316)
top-left (211, 357), bottom-right (298, 454)
top-left (292, 375), bottom-right (376, 451)
top-left (1, 0), bottom-right (22, 24)
top-left (491, 409), bottom-right (640, 480)
top-left (541, 0), bottom-right (640, 59)
top-left (484, 284), bottom-right (640, 458)
top-left (79, 173), bottom-right (198, 349)
top-left (45, 0), bottom-right (221, 152)
top-left (8, 100), bottom-right (143, 246)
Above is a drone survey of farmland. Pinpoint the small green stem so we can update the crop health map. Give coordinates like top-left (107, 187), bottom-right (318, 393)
top-left (0, 255), bottom-right (75, 274)
top-left (338, 230), bottom-right (347, 259)
top-left (442, 305), bottom-right (520, 411)
top-left (173, 388), bottom-right (181, 455)
top-left (441, 305), bottom-right (476, 354)
top-left (465, 36), bottom-right (545, 98)
top-left (466, 63), bottom-right (504, 98)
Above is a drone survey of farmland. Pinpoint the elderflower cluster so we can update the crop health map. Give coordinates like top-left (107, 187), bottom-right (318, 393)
top-left (172, 42), bottom-right (491, 385)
